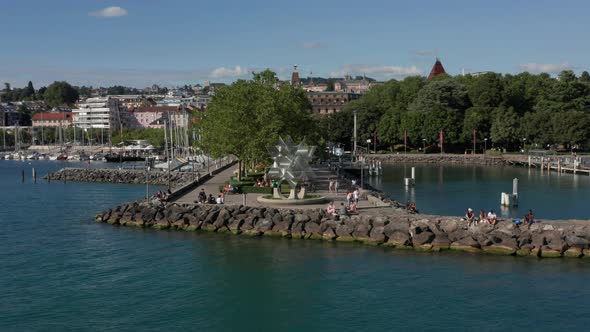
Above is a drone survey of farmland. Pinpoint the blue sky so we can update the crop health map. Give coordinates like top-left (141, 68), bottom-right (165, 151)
top-left (1, 0), bottom-right (588, 87)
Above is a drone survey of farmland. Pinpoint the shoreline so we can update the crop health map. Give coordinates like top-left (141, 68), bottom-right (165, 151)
top-left (95, 201), bottom-right (590, 260)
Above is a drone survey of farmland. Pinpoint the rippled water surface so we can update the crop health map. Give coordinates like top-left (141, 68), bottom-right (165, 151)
top-left (368, 163), bottom-right (590, 220)
top-left (1, 160), bottom-right (590, 331)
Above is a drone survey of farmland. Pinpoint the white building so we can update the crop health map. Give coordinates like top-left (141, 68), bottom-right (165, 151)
top-left (72, 97), bottom-right (125, 130)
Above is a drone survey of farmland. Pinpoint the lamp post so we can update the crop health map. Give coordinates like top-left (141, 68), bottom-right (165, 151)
top-left (522, 138), bottom-right (527, 153)
top-left (422, 138), bottom-right (426, 153)
top-left (484, 138), bottom-right (488, 154)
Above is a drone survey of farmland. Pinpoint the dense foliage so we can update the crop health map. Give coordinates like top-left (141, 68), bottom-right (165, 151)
top-left (319, 70), bottom-right (590, 152)
top-left (198, 70), bottom-right (318, 177)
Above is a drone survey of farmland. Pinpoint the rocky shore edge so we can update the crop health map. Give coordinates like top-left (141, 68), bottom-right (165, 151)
top-left (368, 153), bottom-right (527, 166)
top-left (45, 168), bottom-right (196, 187)
top-left (96, 202), bottom-right (590, 259)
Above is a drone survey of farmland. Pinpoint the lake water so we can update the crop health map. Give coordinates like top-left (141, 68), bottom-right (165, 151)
top-left (368, 163), bottom-right (590, 220)
top-left (1, 160), bottom-right (589, 331)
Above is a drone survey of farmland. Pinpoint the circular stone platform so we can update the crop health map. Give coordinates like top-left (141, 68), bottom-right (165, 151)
top-left (256, 196), bottom-right (329, 205)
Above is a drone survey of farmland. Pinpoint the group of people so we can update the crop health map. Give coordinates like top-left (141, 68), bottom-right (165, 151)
top-left (326, 201), bottom-right (356, 217)
top-left (154, 189), bottom-right (172, 202)
top-left (465, 208), bottom-right (536, 227)
top-left (465, 208), bottom-right (497, 226)
top-left (328, 178), bottom-right (340, 193)
top-left (197, 189), bottom-right (225, 205)
top-left (345, 188), bottom-right (360, 210)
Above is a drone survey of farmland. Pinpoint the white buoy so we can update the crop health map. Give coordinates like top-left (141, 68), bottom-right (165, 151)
top-left (411, 167), bottom-right (415, 180)
top-left (404, 177), bottom-right (414, 187)
top-left (512, 178), bottom-right (519, 206)
top-left (501, 192), bottom-right (511, 206)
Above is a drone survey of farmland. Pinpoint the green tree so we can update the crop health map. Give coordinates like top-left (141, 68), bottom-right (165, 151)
top-left (462, 106), bottom-right (492, 145)
top-left (580, 71), bottom-right (590, 83)
top-left (21, 81), bottom-right (35, 100)
top-left (409, 78), bottom-right (471, 113)
top-left (44, 81), bottom-right (79, 107)
top-left (377, 108), bottom-right (402, 148)
top-left (491, 106), bottom-right (521, 149)
top-left (551, 111), bottom-right (590, 146)
top-left (199, 70), bottom-right (314, 178)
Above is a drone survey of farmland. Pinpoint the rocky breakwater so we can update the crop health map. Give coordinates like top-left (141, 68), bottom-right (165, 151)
top-left (46, 167), bottom-right (195, 187)
top-left (369, 154), bottom-right (528, 166)
top-left (96, 202), bottom-right (590, 259)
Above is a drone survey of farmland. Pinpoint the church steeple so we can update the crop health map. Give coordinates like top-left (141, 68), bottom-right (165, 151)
top-left (427, 58), bottom-right (447, 79)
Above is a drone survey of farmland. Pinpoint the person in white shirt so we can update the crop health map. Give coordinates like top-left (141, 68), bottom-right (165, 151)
top-left (353, 188), bottom-right (359, 204)
top-left (487, 210), bottom-right (497, 225)
top-left (216, 195), bottom-right (224, 204)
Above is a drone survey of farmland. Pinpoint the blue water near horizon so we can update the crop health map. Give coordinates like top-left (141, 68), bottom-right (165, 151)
top-left (1, 160), bottom-right (590, 331)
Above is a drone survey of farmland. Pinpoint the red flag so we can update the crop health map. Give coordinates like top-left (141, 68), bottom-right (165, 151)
top-left (439, 129), bottom-right (444, 146)
top-left (403, 129), bottom-right (407, 146)
top-left (473, 128), bottom-right (476, 145)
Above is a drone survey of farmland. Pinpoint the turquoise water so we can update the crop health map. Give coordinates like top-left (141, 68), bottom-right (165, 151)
top-left (1, 161), bottom-right (590, 331)
top-left (368, 163), bottom-right (590, 220)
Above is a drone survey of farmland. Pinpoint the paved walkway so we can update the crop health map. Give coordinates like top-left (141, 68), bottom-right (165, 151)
top-left (173, 163), bottom-right (392, 214)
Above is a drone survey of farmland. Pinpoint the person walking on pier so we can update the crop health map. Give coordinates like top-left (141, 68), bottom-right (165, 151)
top-left (334, 179), bottom-right (339, 194)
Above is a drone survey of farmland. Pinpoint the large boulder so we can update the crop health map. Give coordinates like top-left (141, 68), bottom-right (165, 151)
top-left (335, 224), bottom-right (354, 242)
top-left (352, 223), bottom-right (372, 241)
top-left (384, 231), bottom-right (412, 248)
top-left (271, 220), bottom-right (292, 237)
top-left (450, 237), bottom-right (481, 252)
top-left (565, 235), bottom-right (589, 249)
top-left (368, 226), bottom-right (387, 245)
top-left (304, 222), bottom-right (322, 240)
top-left (431, 233), bottom-right (452, 251)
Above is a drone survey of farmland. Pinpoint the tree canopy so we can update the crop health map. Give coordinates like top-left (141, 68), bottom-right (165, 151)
top-left (320, 70), bottom-right (590, 152)
top-left (198, 70), bottom-right (316, 174)
top-left (44, 81), bottom-right (79, 107)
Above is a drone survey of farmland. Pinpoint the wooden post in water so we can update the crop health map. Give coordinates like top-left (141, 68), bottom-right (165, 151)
top-left (557, 158), bottom-right (561, 173)
top-left (21, 170), bottom-right (24, 183)
top-left (528, 155), bottom-right (531, 168)
top-left (32, 168), bottom-right (36, 183)
top-left (541, 157), bottom-right (544, 171)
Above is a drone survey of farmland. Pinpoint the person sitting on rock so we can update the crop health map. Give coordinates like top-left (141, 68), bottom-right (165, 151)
top-left (197, 189), bottom-right (207, 203)
top-left (207, 194), bottom-right (216, 204)
top-left (478, 210), bottom-right (486, 225)
top-left (326, 201), bottom-right (336, 216)
top-left (216, 194), bottom-right (223, 204)
top-left (338, 202), bottom-right (349, 217)
top-left (487, 210), bottom-right (497, 225)
top-left (524, 209), bottom-right (535, 225)
top-left (348, 201), bottom-right (357, 214)
top-left (466, 208), bottom-right (475, 226)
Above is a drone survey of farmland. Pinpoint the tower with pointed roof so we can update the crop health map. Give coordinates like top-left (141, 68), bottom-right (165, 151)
top-left (291, 65), bottom-right (300, 86)
top-left (427, 58), bottom-right (447, 80)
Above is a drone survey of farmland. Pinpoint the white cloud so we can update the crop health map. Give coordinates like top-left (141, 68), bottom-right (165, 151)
top-left (301, 42), bottom-right (324, 49)
top-left (209, 66), bottom-right (250, 79)
top-left (329, 64), bottom-right (422, 78)
top-left (519, 62), bottom-right (571, 74)
top-left (89, 6), bottom-right (128, 18)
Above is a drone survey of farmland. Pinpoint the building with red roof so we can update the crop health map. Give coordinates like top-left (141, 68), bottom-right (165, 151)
top-left (31, 112), bottom-right (73, 127)
top-left (427, 58), bottom-right (447, 80)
